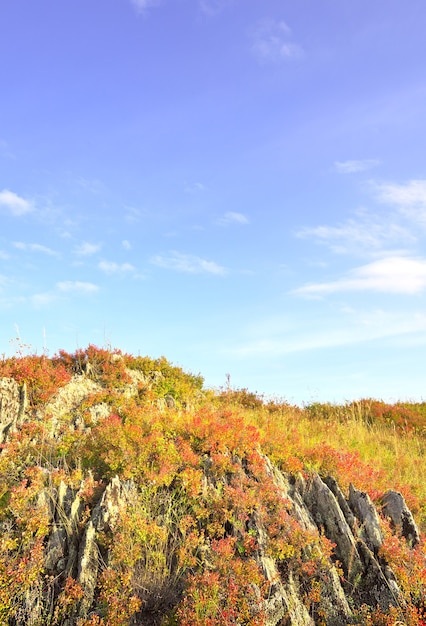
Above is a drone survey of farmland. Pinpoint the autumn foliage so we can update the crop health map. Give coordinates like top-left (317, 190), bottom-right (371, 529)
top-left (0, 345), bottom-right (426, 624)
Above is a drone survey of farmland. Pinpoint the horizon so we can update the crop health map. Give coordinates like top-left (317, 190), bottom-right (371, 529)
top-left (1, 0), bottom-right (426, 405)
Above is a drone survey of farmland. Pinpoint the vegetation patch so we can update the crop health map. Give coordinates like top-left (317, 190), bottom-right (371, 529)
top-left (0, 345), bottom-right (426, 625)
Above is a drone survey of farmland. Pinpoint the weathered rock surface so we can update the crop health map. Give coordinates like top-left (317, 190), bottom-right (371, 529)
top-left (348, 483), bottom-right (384, 553)
top-left (0, 377), bottom-right (27, 442)
top-left (381, 489), bottom-right (420, 547)
top-left (27, 466), bottom-right (414, 625)
top-left (42, 374), bottom-right (103, 434)
top-left (52, 476), bottom-right (134, 617)
top-left (5, 467), bottom-right (415, 625)
top-left (255, 510), bottom-right (314, 626)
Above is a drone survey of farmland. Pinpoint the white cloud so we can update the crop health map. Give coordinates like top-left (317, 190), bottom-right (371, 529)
top-left (367, 178), bottom-right (426, 231)
top-left (56, 281), bottom-right (99, 294)
top-left (14, 242), bottom-right (58, 256)
top-left (130, 0), bottom-right (161, 14)
top-left (98, 261), bottom-right (136, 274)
top-left (0, 250), bottom-right (9, 260)
top-left (252, 19), bottom-right (303, 63)
top-left (122, 240), bottom-right (132, 250)
top-left (334, 159), bottom-right (380, 174)
top-left (294, 256), bottom-right (426, 296)
top-left (218, 212), bottom-right (249, 225)
top-left (74, 242), bottom-right (102, 256)
top-left (151, 251), bottom-right (227, 275)
top-left (296, 211), bottom-right (414, 255)
top-left (376, 179), bottom-right (426, 207)
top-left (375, 180), bottom-right (426, 224)
top-left (0, 189), bottom-right (33, 216)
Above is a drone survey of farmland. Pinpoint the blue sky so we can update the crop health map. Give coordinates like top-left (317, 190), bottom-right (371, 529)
top-left (2, 0), bottom-right (426, 404)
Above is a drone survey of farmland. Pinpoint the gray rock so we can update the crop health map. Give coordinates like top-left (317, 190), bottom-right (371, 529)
top-left (303, 474), bottom-right (364, 586)
top-left (44, 481), bottom-right (84, 576)
top-left (254, 511), bottom-right (314, 626)
top-left (356, 538), bottom-right (402, 610)
top-left (43, 374), bottom-right (102, 435)
top-left (77, 521), bottom-right (98, 616)
top-left (381, 490), bottom-right (420, 547)
top-left (349, 483), bottom-right (384, 553)
top-left (0, 377), bottom-right (27, 442)
top-left (324, 475), bottom-right (355, 531)
top-left (263, 464), bottom-right (352, 625)
top-left (165, 394), bottom-right (176, 408)
top-left (77, 476), bottom-right (136, 617)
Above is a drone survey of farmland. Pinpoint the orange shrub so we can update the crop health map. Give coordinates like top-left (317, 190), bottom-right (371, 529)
top-left (0, 354), bottom-right (70, 406)
top-left (174, 537), bottom-right (268, 626)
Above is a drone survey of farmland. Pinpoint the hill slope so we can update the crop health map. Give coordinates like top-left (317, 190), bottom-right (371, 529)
top-left (0, 346), bottom-right (426, 625)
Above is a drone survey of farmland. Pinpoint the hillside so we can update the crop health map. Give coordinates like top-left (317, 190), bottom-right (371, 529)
top-left (0, 345), bottom-right (426, 625)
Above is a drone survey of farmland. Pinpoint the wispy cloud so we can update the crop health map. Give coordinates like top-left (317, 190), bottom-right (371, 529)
top-left (0, 295), bottom-right (26, 310)
top-left (0, 140), bottom-right (16, 160)
top-left (334, 159), bottom-right (380, 174)
top-left (294, 256), bottom-right (426, 296)
top-left (199, 0), bottom-right (233, 16)
top-left (31, 292), bottom-right (59, 309)
top-left (151, 251), bottom-right (227, 275)
top-left (375, 179), bottom-right (426, 207)
top-left (56, 281), bottom-right (99, 294)
top-left (251, 19), bottom-right (303, 63)
top-left (374, 180), bottom-right (426, 225)
top-left (14, 242), bottom-right (58, 256)
top-left (184, 182), bottom-right (206, 194)
top-left (130, 0), bottom-right (161, 14)
top-left (77, 177), bottom-right (105, 194)
top-left (0, 189), bottom-right (33, 216)
top-left (296, 210), bottom-right (414, 255)
top-left (122, 240), bottom-right (132, 250)
top-left (218, 211), bottom-right (249, 226)
top-left (125, 206), bottom-right (147, 223)
top-left (98, 261), bottom-right (136, 274)
top-left (297, 177), bottom-right (426, 264)
top-left (74, 242), bottom-right (102, 256)
top-left (227, 309), bottom-right (426, 357)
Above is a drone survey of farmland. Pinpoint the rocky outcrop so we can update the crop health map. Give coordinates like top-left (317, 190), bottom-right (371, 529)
top-left (25, 465), bottom-right (414, 625)
top-left (300, 474), bottom-right (403, 612)
top-left (0, 375), bottom-right (419, 625)
top-left (262, 461), bottom-right (353, 625)
top-left (2, 467), bottom-right (416, 625)
top-left (0, 377), bottom-right (27, 442)
top-left (0, 369), bottom-right (191, 446)
top-left (77, 477), bottom-right (136, 616)
top-left (42, 374), bottom-right (103, 435)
